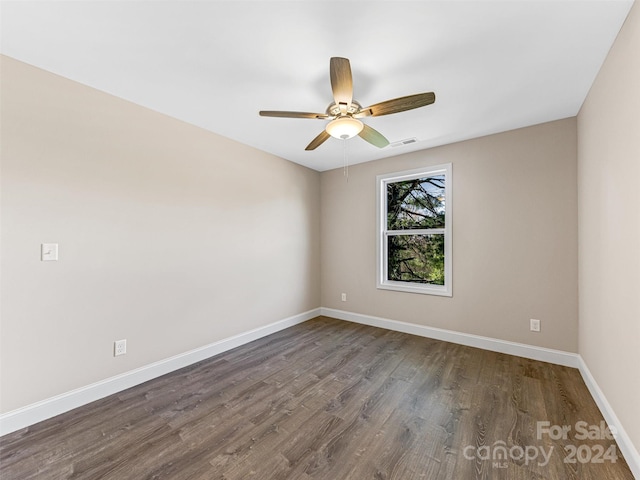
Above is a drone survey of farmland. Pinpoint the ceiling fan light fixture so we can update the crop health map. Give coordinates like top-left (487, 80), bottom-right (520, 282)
top-left (325, 116), bottom-right (364, 139)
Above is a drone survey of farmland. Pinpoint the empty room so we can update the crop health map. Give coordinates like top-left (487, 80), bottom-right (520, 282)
top-left (1, 1), bottom-right (638, 479)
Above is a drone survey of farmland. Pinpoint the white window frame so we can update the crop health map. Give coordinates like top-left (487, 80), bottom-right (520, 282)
top-left (376, 163), bottom-right (452, 296)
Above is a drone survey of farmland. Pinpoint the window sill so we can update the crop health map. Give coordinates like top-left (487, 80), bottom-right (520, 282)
top-left (377, 281), bottom-right (452, 297)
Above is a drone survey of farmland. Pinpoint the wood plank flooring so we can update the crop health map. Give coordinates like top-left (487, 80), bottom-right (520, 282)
top-left (0, 317), bottom-right (634, 479)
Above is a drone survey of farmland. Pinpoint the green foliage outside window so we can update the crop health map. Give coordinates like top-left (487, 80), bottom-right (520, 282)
top-left (386, 175), bottom-right (446, 285)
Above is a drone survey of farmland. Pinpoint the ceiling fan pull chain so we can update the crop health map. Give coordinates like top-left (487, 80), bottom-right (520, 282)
top-left (343, 138), bottom-right (349, 182)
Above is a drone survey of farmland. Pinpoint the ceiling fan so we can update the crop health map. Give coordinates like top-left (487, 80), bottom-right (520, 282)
top-left (259, 57), bottom-right (436, 151)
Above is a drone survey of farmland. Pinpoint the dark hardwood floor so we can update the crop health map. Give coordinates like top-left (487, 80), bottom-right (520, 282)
top-left (0, 316), bottom-right (634, 479)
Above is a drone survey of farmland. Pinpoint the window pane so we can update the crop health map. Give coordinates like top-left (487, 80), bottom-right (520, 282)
top-left (387, 175), bottom-right (445, 230)
top-left (387, 234), bottom-right (445, 285)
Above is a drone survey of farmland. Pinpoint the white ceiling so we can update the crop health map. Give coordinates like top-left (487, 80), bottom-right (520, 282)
top-left (1, 1), bottom-right (634, 171)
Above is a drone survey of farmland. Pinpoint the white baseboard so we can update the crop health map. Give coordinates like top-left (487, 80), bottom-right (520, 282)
top-left (321, 307), bottom-right (580, 367)
top-left (0, 308), bottom-right (320, 437)
top-left (577, 356), bottom-right (640, 479)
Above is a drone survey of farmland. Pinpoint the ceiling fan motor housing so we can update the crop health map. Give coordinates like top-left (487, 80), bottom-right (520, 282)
top-left (326, 100), bottom-right (362, 117)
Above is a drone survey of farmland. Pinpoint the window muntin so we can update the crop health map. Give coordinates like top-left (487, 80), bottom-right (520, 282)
top-left (377, 164), bottom-right (452, 296)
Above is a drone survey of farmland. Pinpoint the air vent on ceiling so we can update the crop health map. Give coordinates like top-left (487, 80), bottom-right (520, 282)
top-left (390, 138), bottom-right (418, 148)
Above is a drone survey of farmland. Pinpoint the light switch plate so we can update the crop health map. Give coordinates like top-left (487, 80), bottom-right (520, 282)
top-left (41, 243), bottom-right (59, 261)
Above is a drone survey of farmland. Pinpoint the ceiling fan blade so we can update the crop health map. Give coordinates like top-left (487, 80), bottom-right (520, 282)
top-left (330, 57), bottom-right (353, 114)
top-left (355, 92), bottom-right (436, 118)
top-left (358, 124), bottom-right (389, 148)
top-left (259, 110), bottom-right (329, 119)
top-left (305, 130), bottom-right (331, 151)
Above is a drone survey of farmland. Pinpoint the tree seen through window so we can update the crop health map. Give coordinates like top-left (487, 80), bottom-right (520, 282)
top-left (386, 175), bottom-right (446, 285)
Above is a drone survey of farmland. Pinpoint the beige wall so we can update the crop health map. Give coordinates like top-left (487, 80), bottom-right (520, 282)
top-left (0, 56), bottom-right (321, 413)
top-left (577, 0), bottom-right (640, 454)
top-left (321, 118), bottom-right (578, 352)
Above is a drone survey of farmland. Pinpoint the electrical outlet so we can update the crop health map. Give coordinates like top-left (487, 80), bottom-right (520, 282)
top-left (114, 339), bottom-right (127, 356)
top-left (530, 319), bottom-right (541, 332)
top-left (341, 293), bottom-right (347, 302)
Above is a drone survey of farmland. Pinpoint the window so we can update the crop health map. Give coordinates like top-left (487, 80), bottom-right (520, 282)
top-left (377, 164), bottom-right (452, 296)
